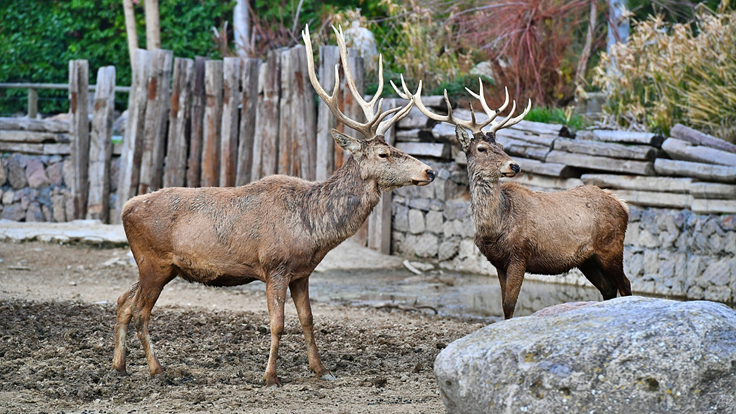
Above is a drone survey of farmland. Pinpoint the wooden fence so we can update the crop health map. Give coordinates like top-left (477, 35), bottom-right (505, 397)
top-left (63, 45), bottom-right (394, 252)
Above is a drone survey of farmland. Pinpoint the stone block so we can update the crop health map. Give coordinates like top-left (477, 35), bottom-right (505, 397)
top-left (1, 203), bottom-right (26, 221)
top-left (624, 250), bottom-right (643, 278)
top-left (26, 158), bottom-right (50, 188)
top-left (638, 230), bottom-right (659, 248)
top-left (708, 234), bottom-right (724, 254)
top-left (443, 199), bottom-right (470, 221)
top-left (704, 285), bottom-right (733, 303)
top-left (408, 209), bottom-right (425, 234)
top-left (62, 160), bottom-right (75, 187)
top-left (25, 202), bottom-right (45, 222)
top-left (658, 253), bottom-right (675, 278)
top-left (6, 154), bottom-right (28, 189)
top-left (46, 162), bottom-right (63, 186)
top-left (2, 190), bottom-right (13, 205)
top-left (643, 250), bottom-right (659, 275)
top-left (701, 258), bottom-right (734, 287)
top-left (413, 233), bottom-right (439, 258)
top-left (393, 205), bottom-right (409, 232)
top-left (408, 197), bottom-right (432, 212)
top-left (438, 237), bottom-right (461, 261)
top-left (42, 204), bottom-right (52, 222)
top-left (658, 230), bottom-right (678, 249)
top-left (624, 222), bottom-right (640, 246)
top-left (52, 194), bottom-right (66, 222)
top-left (0, 161), bottom-right (6, 186)
top-left (426, 211), bottom-right (443, 233)
top-left (721, 215), bottom-right (736, 231)
top-left (628, 205), bottom-right (642, 222)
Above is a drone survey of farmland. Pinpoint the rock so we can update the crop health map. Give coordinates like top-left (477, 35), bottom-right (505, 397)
top-left (701, 258), bottom-right (735, 287)
top-left (425, 211), bottom-right (443, 234)
top-left (438, 237), bottom-right (461, 261)
top-left (2, 190), bottom-right (14, 205)
top-left (62, 159), bottom-right (75, 187)
top-left (46, 162), bottom-right (63, 186)
top-left (413, 233), bottom-right (439, 258)
top-left (1, 204), bottom-right (26, 221)
top-left (6, 154), bottom-right (28, 189)
top-left (52, 194), bottom-right (66, 222)
top-left (393, 205), bottom-right (409, 232)
top-left (435, 297), bottom-right (736, 414)
top-left (0, 161), bottom-right (6, 186)
top-left (408, 209), bottom-right (425, 234)
top-left (444, 199), bottom-right (470, 221)
top-left (25, 202), bottom-right (45, 222)
top-left (25, 158), bottom-right (50, 188)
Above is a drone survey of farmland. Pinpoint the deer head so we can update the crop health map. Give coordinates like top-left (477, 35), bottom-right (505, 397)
top-left (392, 77), bottom-right (530, 179)
top-left (303, 26), bottom-right (435, 189)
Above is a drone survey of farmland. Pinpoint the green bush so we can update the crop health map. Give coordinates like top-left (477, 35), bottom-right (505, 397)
top-left (0, 0), bottom-right (233, 116)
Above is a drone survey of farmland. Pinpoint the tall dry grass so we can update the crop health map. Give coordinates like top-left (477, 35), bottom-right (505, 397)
top-left (594, 4), bottom-right (736, 142)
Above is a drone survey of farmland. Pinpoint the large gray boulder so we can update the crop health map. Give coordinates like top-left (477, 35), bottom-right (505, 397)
top-left (435, 296), bottom-right (736, 414)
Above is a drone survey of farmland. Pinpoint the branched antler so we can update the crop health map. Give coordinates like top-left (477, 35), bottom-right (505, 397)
top-left (302, 25), bottom-right (415, 139)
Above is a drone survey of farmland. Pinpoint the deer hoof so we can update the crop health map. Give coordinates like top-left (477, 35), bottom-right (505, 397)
top-left (109, 368), bottom-right (129, 377)
top-left (320, 373), bottom-right (336, 382)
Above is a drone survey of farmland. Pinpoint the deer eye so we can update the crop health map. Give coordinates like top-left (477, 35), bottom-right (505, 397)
top-left (477, 146), bottom-right (487, 152)
top-left (378, 153), bottom-right (389, 159)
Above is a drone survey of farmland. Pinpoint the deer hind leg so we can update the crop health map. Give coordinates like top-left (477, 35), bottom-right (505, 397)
top-left (598, 252), bottom-right (632, 297)
top-left (264, 274), bottom-right (289, 387)
top-left (579, 258), bottom-right (618, 300)
top-left (289, 277), bottom-right (333, 381)
top-left (501, 261), bottom-right (527, 320)
top-left (112, 282), bottom-right (138, 374)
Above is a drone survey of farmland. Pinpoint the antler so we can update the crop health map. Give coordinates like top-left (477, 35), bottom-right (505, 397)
top-left (391, 76), bottom-right (531, 135)
top-left (302, 25), bottom-right (415, 139)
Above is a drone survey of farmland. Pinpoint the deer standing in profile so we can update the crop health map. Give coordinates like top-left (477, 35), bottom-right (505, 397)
top-left (111, 26), bottom-right (435, 387)
top-left (394, 78), bottom-right (631, 319)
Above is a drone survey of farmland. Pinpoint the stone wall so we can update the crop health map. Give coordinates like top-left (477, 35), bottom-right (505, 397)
top-left (392, 159), bottom-right (736, 304)
top-left (0, 153), bottom-right (119, 222)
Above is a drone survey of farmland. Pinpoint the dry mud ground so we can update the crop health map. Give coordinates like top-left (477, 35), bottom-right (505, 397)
top-left (0, 241), bottom-right (483, 413)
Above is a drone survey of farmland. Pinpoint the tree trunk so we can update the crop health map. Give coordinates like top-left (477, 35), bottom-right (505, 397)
top-left (122, 0), bottom-right (139, 70)
top-left (144, 0), bottom-right (161, 50)
top-left (234, 0), bottom-right (250, 57)
top-left (575, 0), bottom-right (598, 90)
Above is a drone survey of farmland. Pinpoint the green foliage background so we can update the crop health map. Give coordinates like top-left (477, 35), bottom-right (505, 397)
top-left (0, 0), bottom-right (234, 115)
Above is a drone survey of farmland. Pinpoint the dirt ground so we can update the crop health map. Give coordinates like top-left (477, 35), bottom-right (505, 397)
top-left (0, 241), bottom-right (484, 413)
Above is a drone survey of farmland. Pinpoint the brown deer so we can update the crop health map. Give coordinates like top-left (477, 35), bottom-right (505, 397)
top-left (111, 26), bottom-right (435, 387)
top-left (393, 78), bottom-right (632, 319)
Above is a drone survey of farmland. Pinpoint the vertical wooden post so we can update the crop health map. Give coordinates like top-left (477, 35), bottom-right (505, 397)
top-left (87, 66), bottom-right (115, 223)
top-left (201, 60), bottom-right (223, 187)
top-left (69, 60), bottom-right (90, 220)
top-left (187, 56), bottom-right (207, 187)
top-left (220, 57), bottom-right (242, 187)
top-left (251, 50), bottom-right (280, 180)
top-left (236, 58), bottom-right (261, 186)
top-left (292, 45), bottom-right (317, 180)
top-left (164, 57), bottom-right (194, 188)
top-left (138, 48), bottom-right (173, 194)
top-left (315, 46), bottom-right (339, 181)
top-left (278, 48), bottom-right (293, 176)
top-left (116, 49), bottom-right (151, 222)
top-left (368, 99), bottom-right (398, 254)
top-left (343, 51), bottom-right (367, 246)
top-left (27, 88), bottom-right (38, 119)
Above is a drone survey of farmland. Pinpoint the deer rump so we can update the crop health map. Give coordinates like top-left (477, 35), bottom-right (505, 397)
top-left (477, 182), bottom-right (630, 276)
top-left (122, 177), bottom-right (344, 288)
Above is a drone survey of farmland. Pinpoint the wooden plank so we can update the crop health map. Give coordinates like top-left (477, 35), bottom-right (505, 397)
top-left (496, 136), bottom-right (549, 161)
top-left (661, 138), bottom-right (736, 167)
top-left (27, 88), bottom-right (38, 119)
top-left (671, 123), bottom-right (736, 155)
top-left (0, 142), bottom-right (45, 154)
top-left (220, 57), bottom-right (241, 187)
top-left (577, 130), bottom-right (665, 147)
top-left (432, 121), bottom-right (557, 147)
top-left (397, 107), bottom-right (431, 129)
top-left (201, 59), bottom-right (223, 187)
top-left (187, 56), bottom-right (207, 187)
top-left (252, 51), bottom-right (280, 180)
top-left (0, 118), bottom-right (71, 133)
top-left (278, 48), bottom-right (294, 176)
top-left (235, 58), bottom-right (260, 186)
top-left (291, 45), bottom-right (317, 180)
top-left (692, 199), bottom-right (736, 214)
top-left (580, 174), bottom-right (692, 192)
top-left (690, 182), bottom-right (736, 199)
top-left (654, 158), bottom-right (736, 184)
top-left (69, 59), bottom-right (90, 220)
top-left (87, 66), bottom-right (115, 223)
top-left (117, 49), bottom-right (151, 221)
top-left (546, 150), bottom-right (655, 175)
top-left (503, 172), bottom-right (584, 190)
top-left (0, 130), bottom-right (69, 143)
top-left (614, 190), bottom-right (693, 209)
top-left (554, 138), bottom-right (658, 160)
top-left (505, 156), bottom-right (578, 178)
top-left (138, 48), bottom-right (173, 194)
top-left (368, 99), bottom-right (398, 254)
top-left (164, 58), bottom-right (194, 188)
top-left (395, 142), bottom-right (450, 158)
top-left (315, 45), bottom-right (339, 181)
top-left (395, 128), bottom-right (421, 142)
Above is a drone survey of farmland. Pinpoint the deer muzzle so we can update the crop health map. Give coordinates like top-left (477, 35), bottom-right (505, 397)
top-left (501, 161), bottom-right (521, 177)
top-left (413, 168), bottom-right (436, 186)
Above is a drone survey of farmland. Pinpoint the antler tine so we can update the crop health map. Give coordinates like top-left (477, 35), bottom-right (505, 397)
top-left (465, 82), bottom-right (510, 125)
top-left (332, 25), bottom-right (383, 120)
top-left (489, 98), bottom-right (532, 133)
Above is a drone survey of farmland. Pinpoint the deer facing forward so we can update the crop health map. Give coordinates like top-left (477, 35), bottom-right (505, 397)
top-left (395, 79), bottom-right (632, 319)
top-left (111, 26), bottom-right (435, 387)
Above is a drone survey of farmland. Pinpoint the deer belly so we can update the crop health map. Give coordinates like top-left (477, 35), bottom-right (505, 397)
top-left (173, 255), bottom-right (262, 286)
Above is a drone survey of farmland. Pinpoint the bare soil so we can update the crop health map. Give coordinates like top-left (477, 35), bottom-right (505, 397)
top-left (0, 241), bottom-right (483, 413)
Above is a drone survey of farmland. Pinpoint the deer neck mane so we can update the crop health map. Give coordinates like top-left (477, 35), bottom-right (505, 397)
top-left (305, 156), bottom-right (381, 244)
top-left (467, 162), bottom-right (506, 237)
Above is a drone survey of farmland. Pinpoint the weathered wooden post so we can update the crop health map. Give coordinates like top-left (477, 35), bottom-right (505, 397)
top-left (291, 45), bottom-right (317, 180)
top-left (367, 99), bottom-right (398, 254)
top-left (315, 46), bottom-right (339, 182)
top-left (87, 66), bottom-right (115, 222)
top-left (116, 48), bottom-right (151, 222)
top-left (138, 48), bottom-right (173, 194)
top-left (220, 57), bottom-right (242, 187)
top-left (69, 59), bottom-right (90, 220)
top-left (164, 57), bottom-right (194, 188)
top-left (187, 56), bottom-right (207, 187)
top-left (235, 58), bottom-right (261, 186)
top-left (201, 60), bottom-right (223, 187)
top-left (251, 50), bottom-right (280, 181)
top-left (278, 48), bottom-right (294, 176)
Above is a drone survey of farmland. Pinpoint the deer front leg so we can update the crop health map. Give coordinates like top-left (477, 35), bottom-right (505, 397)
top-left (112, 282), bottom-right (138, 375)
top-left (264, 275), bottom-right (289, 387)
top-left (502, 260), bottom-right (527, 319)
top-left (289, 277), bottom-right (334, 381)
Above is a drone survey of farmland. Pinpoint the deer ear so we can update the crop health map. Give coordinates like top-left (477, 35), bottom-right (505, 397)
top-left (331, 129), bottom-right (362, 153)
top-left (454, 125), bottom-right (471, 151)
